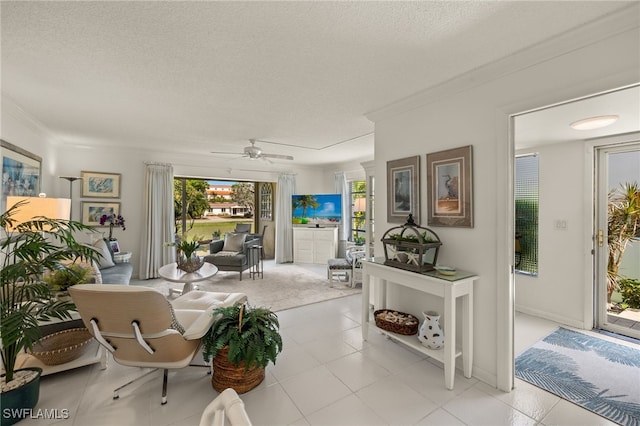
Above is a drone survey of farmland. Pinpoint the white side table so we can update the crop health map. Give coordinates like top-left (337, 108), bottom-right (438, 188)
top-left (113, 251), bottom-right (132, 263)
top-left (158, 262), bottom-right (219, 297)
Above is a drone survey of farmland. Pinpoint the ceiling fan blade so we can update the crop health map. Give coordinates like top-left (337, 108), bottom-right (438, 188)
top-left (210, 151), bottom-right (244, 155)
top-left (261, 153), bottom-right (294, 160)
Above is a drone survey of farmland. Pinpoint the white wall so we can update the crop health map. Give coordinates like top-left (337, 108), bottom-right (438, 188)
top-left (515, 142), bottom-right (588, 328)
top-left (368, 14), bottom-right (639, 389)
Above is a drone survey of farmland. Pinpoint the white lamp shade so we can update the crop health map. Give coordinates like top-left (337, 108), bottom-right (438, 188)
top-left (354, 197), bottom-right (366, 212)
top-left (5, 196), bottom-right (71, 231)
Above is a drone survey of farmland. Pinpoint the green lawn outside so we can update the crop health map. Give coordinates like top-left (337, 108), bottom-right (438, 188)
top-left (181, 220), bottom-right (254, 241)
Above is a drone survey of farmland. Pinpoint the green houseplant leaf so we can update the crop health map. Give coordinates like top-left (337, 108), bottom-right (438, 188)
top-left (202, 303), bottom-right (283, 370)
top-left (1, 199), bottom-right (100, 384)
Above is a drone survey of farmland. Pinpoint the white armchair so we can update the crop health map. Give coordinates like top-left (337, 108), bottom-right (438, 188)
top-left (199, 388), bottom-right (252, 426)
top-left (69, 285), bottom-right (247, 405)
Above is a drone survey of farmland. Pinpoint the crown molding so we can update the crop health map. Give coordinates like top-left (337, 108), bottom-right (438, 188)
top-left (365, 3), bottom-right (640, 123)
top-left (1, 92), bottom-right (59, 142)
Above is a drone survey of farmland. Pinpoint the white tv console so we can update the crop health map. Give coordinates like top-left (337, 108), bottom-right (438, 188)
top-left (293, 226), bottom-right (338, 264)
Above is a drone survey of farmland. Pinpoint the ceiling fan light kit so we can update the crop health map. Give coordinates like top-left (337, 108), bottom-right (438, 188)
top-left (211, 139), bottom-right (294, 161)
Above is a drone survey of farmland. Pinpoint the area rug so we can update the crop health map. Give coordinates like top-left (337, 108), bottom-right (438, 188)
top-left (130, 263), bottom-right (361, 312)
top-left (515, 327), bottom-right (640, 425)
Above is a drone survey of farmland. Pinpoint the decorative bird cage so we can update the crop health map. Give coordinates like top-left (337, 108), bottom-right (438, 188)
top-left (381, 214), bottom-right (442, 273)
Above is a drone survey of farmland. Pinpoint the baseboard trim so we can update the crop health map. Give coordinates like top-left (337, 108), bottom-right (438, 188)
top-left (516, 305), bottom-right (585, 329)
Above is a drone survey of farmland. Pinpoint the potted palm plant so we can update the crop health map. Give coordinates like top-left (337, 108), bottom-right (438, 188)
top-left (607, 182), bottom-right (640, 303)
top-left (1, 200), bottom-right (99, 426)
top-left (202, 302), bottom-right (283, 394)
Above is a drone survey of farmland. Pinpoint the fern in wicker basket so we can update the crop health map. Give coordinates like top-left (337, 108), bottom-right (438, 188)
top-left (202, 303), bottom-right (283, 370)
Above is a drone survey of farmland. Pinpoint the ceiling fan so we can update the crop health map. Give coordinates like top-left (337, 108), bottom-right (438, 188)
top-left (210, 139), bottom-right (294, 161)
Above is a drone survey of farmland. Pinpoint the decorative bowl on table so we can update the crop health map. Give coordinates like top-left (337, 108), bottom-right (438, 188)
top-left (434, 265), bottom-right (456, 276)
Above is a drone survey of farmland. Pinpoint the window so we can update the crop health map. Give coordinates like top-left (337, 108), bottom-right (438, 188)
top-left (260, 183), bottom-right (273, 220)
top-left (350, 180), bottom-right (366, 244)
top-left (515, 154), bottom-right (539, 275)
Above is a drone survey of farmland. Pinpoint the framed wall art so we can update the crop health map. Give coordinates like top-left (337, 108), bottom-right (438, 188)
top-left (386, 155), bottom-right (420, 223)
top-left (81, 201), bottom-right (120, 226)
top-left (81, 170), bottom-right (121, 198)
top-left (427, 145), bottom-right (473, 228)
top-left (1, 139), bottom-right (42, 213)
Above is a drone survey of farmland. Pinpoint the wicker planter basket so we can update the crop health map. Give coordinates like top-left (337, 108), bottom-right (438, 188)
top-left (29, 328), bottom-right (94, 366)
top-left (374, 310), bottom-right (419, 335)
top-left (211, 347), bottom-right (265, 394)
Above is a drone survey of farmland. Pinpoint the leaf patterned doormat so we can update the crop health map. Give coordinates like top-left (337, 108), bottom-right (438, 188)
top-left (516, 327), bottom-right (640, 425)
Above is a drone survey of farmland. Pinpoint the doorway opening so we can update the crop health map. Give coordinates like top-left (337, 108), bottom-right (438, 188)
top-left (512, 84), bottom-right (640, 343)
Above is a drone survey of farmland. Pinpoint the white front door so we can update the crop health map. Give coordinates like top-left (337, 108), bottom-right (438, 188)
top-left (595, 141), bottom-right (640, 340)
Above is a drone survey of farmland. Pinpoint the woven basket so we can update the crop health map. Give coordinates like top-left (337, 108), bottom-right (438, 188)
top-left (211, 347), bottom-right (265, 394)
top-left (374, 309), bottom-right (419, 335)
top-left (30, 328), bottom-right (94, 366)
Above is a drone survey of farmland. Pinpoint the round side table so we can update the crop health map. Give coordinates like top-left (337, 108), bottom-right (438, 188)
top-left (158, 262), bottom-right (218, 297)
top-left (113, 251), bottom-right (132, 263)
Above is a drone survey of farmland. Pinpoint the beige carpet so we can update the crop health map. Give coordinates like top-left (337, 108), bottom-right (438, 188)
top-left (130, 261), bottom-right (361, 312)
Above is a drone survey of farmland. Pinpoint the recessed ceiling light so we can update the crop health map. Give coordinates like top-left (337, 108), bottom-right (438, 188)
top-left (570, 115), bottom-right (619, 130)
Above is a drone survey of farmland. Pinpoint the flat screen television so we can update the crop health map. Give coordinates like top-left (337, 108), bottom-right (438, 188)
top-left (292, 193), bottom-right (342, 226)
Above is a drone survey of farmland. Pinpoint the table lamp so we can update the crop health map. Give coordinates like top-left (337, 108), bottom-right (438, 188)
top-left (5, 195), bottom-right (71, 231)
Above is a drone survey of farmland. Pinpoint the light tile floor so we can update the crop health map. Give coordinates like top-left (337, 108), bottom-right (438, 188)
top-left (23, 294), bottom-right (628, 426)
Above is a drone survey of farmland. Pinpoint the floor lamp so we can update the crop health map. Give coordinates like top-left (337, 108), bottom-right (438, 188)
top-left (59, 176), bottom-right (81, 220)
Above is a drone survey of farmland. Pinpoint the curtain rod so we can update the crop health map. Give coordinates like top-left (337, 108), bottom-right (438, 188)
top-left (143, 161), bottom-right (173, 166)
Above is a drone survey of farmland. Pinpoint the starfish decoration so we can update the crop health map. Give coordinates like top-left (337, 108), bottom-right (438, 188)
top-left (386, 244), bottom-right (398, 260)
top-left (406, 252), bottom-right (421, 266)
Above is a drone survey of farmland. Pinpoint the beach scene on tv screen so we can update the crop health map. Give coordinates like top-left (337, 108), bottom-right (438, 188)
top-left (292, 194), bottom-right (342, 225)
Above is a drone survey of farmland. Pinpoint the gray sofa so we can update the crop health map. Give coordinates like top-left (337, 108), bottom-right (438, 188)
top-left (89, 238), bottom-right (133, 285)
top-left (99, 262), bottom-right (133, 284)
top-left (204, 234), bottom-right (259, 280)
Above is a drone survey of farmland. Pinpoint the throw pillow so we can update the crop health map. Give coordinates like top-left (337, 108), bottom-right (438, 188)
top-left (214, 250), bottom-right (241, 257)
top-left (93, 238), bottom-right (115, 269)
top-left (61, 258), bottom-right (103, 284)
top-left (222, 233), bottom-right (247, 252)
top-left (167, 302), bottom-right (186, 334)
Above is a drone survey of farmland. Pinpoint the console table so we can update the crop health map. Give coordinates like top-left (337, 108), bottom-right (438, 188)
top-left (361, 259), bottom-right (478, 390)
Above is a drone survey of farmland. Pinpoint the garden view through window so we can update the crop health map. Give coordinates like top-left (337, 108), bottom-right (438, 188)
top-left (515, 154), bottom-right (539, 275)
top-left (174, 178), bottom-right (256, 244)
top-left (350, 180), bottom-right (366, 244)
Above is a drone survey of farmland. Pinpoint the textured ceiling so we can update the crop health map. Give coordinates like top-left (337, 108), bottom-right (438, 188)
top-left (1, 1), bottom-right (633, 165)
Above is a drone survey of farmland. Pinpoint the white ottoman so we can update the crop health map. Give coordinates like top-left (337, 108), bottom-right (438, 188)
top-left (171, 291), bottom-right (247, 310)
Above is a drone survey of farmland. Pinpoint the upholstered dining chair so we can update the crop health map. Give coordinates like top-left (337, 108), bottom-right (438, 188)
top-left (327, 246), bottom-right (366, 287)
top-left (69, 284), bottom-right (247, 405)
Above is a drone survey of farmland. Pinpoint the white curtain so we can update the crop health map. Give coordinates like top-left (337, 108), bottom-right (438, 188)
top-left (334, 172), bottom-right (349, 242)
top-left (275, 174), bottom-right (295, 263)
top-left (139, 162), bottom-right (174, 279)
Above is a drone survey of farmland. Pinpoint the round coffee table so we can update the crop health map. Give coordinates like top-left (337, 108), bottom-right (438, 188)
top-left (158, 262), bottom-right (218, 297)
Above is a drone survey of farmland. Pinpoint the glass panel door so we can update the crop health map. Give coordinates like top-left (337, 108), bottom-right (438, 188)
top-left (595, 143), bottom-right (640, 339)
